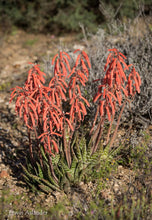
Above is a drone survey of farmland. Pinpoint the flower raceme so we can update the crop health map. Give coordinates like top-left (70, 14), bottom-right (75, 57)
top-left (68, 49), bottom-right (90, 124)
top-left (90, 48), bottom-right (141, 152)
top-left (10, 64), bottom-right (46, 130)
top-left (10, 50), bottom-right (91, 156)
top-left (10, 64), bottom-right (63, 156)
top-left (93, 48), bottom-right (141, 125)
top-left (127, 67), bottom-right (141, 96)
top-left (52, 51), bottom-right (71, 78)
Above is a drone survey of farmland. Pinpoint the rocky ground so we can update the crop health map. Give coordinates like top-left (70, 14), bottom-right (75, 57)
top-left (0, 28), bottom-right (152, 219)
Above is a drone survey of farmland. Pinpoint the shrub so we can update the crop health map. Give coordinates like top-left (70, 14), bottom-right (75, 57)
top-left (1, 0), bottom-right (151, 33)
top-left (85, 19), bottom-right (152, 128)
top-left (0, 0), bottom-right (102, 33)
top-left (99, 0), bottom-right (152, 21)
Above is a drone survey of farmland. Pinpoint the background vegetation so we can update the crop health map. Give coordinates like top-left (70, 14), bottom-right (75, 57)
top-left (0, 0), bottom-right (151, 34)
top-left (0, 0), bottom-right (152, 219)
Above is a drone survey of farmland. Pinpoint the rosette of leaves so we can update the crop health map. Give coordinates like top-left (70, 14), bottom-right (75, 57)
top-left (21, 131), bottom-right (120, 194)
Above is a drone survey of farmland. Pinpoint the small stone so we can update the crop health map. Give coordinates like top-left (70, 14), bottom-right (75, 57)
top-left (113, 182), bottom-right (119, 193)
top-left (0, 164), bottom-right (6, 169)
top-left (0, 170), bottom-right (9, 178)
top-left (118, 165), bottom-right (123, 170)
top-left (80, 183), bottom-right (87, 191)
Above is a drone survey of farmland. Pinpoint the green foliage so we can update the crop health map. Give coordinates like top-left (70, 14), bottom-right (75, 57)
top-left (87, 144), bottom-right (120, 182)
top-left (130, 143), bottom-right (152, 175)
top-left (0, 0), bottom-right (101, 33)
top-left (21, 147), bottom-right (61, 193)
top-left (1, 0), bottom-right (151, 33)
top-left (116, 130), bottom-right (152, 176)
top-left (53, 0), bottom-right (98, 33)
top-left (22, 134), bottom-right (91, 193)
top-left (22, 129), bottom-right (122, 195)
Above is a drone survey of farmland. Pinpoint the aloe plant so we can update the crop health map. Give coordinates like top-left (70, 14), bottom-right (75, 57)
top-left (10, 48), bottom-right (141, 193)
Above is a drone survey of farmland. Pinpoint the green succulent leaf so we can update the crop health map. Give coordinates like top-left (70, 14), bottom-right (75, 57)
top-left (41, 178), bottom-right (60, 191)
top-left (75, 137), bottom-right (82, 161)
top-left (36, 162), bottom-right (44, 179)
top-left (43, 161), bottom-right (59, 188)
top-left (59, 160), bottom-right (74, 182)
top-left (39, 184), bottom-right (53, 194)
top-left (40, 145), bottom-right (48, 162)
top-left (52, 154), bottom-right (60, 165)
